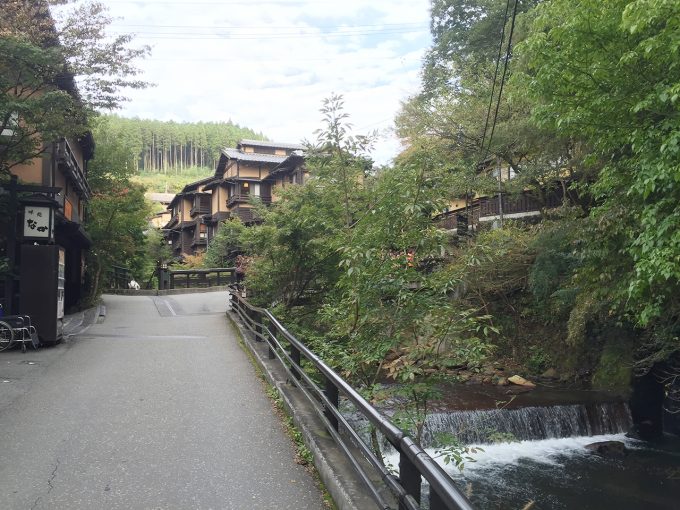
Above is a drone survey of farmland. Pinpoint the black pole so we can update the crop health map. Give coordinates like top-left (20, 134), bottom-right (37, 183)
top-left (5, 176), bottom-right (18, 313)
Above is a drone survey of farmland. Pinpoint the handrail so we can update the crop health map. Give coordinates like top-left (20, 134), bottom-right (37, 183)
top-left (228, 289), bottom-right (474, 510)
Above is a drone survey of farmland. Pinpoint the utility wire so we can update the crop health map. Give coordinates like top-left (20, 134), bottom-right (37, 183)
top-left (479, 0), bottom-right (512, 161)
top-left (109, 28), bottom-right (425, 40)
top-left (112, 22), bottom-right (428, 30)
top-left (483, 0), bottom-right (519, 160)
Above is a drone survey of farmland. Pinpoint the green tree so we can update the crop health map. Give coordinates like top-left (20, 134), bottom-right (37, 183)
top-left (519, 0), bottom-right (680, 361)
top-left (204, 218), bottom-right (246, 268)
top-left (0, 0), bottom-right (150, 175)
top-left (397, 0), bottom-right (577, 214)
top-left (86, 116), bottom-right (151, 298)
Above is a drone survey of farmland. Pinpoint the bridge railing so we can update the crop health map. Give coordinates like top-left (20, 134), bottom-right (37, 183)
top-left (228, 289), bottom-right (474, 510)
top-left (107, 265), bottom-right (131, 289)
top-left (166, 268), bottom-right (236, 289)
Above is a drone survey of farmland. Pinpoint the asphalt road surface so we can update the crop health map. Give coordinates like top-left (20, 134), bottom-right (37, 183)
top-left (0, 292), bottom-right (325, 510)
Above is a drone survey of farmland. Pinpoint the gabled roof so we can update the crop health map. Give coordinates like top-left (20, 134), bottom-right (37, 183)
top-left (238, 139), bottom-right (305, 151)
top-left (181, 175), bottom-right (215, 193)
top-left (223, 148), bottom-right (288, 164)
top-left (266, 152), bottom-right (306, 179)
top-left (145, 192), bottom-right (176, 204)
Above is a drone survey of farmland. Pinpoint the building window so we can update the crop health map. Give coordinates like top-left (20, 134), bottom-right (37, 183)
top-left (64, 198), bottom-right (73, 221)
top-left (1, 112), bottom-right (18, 137)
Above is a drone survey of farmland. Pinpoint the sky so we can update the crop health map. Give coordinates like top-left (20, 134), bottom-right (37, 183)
top-left (62, 0), bottom-right (433, 165)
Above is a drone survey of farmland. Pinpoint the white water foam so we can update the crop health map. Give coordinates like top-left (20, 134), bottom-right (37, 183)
top-left (383, 433), bottom-right (641, 477)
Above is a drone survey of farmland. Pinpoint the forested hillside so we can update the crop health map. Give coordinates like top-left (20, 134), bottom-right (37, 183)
top-left (98, 115), bottom-right (265, 174)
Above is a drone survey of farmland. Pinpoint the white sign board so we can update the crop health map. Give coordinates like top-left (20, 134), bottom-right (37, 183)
top-left (23, 206), bottom-right (51, 238)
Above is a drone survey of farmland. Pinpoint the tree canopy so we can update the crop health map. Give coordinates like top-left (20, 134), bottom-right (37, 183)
top-left (0, 0), bottom-right (150, 174)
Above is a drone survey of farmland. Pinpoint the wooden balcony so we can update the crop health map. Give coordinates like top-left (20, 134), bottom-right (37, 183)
top-left (478, 191), bottom-right (562, 221)
top-left (191, 228), bottom-right (208, 247)
top-left (56, 139), bottom-right (91, 199)
top-left (227, 194), bottom-right (272, 208)
top-left (190, 195), bottom-right (211, 217)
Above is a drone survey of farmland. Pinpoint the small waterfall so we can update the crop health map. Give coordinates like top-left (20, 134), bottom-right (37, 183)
top-left (421, 402), bottom-right (632, 446)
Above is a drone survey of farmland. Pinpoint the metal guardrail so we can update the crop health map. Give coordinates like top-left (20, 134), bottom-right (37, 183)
top-left (228, 289), bottom-right (474, 510)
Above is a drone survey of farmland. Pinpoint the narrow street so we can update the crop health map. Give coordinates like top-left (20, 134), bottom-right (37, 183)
top-left (0, 292), bottom-right (324, 510)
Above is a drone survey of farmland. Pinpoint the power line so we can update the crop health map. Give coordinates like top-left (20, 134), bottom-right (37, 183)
top-left (479, 0), bottom-right (511, 160)
top-left (112, 22), bottom-right (428, 30)
top-left (483, 0), bottom-right (519, 159)
top-left (110, 28), bottom-right (426, 40)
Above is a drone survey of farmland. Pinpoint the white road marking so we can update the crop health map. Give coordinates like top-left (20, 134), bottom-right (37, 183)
top-left (164, 300), bottom-right (177, 316)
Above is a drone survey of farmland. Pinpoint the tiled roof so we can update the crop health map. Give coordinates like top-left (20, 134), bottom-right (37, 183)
top-left (238, 139), bottom-right (305, 151)
top-left (145, 192), bottom-right (176, 204)
top-left (182, 175), bottom-right (215, 192)
top-left (222, 148), bottom-right (288, 164)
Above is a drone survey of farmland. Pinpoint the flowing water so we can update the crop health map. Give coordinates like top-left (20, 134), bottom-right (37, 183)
top-left (421, 402), bottom-right (632, 445)
top-left (368, 392), bottom-right (680, 509)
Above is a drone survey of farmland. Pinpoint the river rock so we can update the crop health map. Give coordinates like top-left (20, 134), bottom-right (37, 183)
top-left (508, 375), bottom-right (537, 388)
top-left (482, 366), bottom-right (496, 376)
top-left (585, 440), bottom-right (627, 458)
top-left (541, 368), bottom-right (559, 379)
top-left (494, 376), bottom-right (509, 386)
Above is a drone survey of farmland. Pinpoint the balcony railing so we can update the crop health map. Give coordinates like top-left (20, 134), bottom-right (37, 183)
top-left (56, 139), bottom-right (91, 199)
top-left (192, 229), bottom-right (208, 247)
top-left (227, 194), bottom-right (272, 208)
top-left (478, 191), bottom-right (562, 220)
top-left (190, 196), bottom-right (211, 217)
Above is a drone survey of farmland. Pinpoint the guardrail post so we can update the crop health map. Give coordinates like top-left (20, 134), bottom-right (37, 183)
top-left (186, 274), bottom-right (190, 288)
top-left (290, 345), bottom-right (301, 381)
top-left (429, 488), bottom-right (446, 510)
top-left (260, 316), bottom-right (275, 359)
top-left (324, 378), bottom-right (339, 431)
top-left (254, 309), bottom-right (263, 342)
top-left (399, 452), bottom-right (421, 506)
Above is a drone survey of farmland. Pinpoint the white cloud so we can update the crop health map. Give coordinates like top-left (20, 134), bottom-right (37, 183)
top-left (61, 0), bottom-right (432, 164)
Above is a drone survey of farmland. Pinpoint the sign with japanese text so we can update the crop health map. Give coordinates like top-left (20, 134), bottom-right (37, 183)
top-left (23, 206), bottom-right (52, 239)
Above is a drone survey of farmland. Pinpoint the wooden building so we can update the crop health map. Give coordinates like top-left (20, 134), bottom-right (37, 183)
top-left (436, 162), bottom-right (565, 233)
top-left (203, 139), bottom-right (306, 238)
top-left (145, 192), bottom-right (175, 229)
top-left (163, 176), bottom-right (213, 258)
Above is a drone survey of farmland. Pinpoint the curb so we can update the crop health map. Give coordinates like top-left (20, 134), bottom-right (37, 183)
top-left (226, 310), bottom-right (379, 510)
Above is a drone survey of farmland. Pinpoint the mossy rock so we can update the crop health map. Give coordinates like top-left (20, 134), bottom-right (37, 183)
top-left (592, 335), bottom-right (633, 394)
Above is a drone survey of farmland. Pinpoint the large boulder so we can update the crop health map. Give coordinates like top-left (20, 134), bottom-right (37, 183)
top-left (508, 375), bottom-right (537, 388)
top-left (585, 440), bottom-right (627, 458)
top-left (541, 368), bottom-right (559, 379)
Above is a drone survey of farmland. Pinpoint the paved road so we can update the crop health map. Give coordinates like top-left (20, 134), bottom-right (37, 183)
top-left (0, 292), bottom-right (324, 510)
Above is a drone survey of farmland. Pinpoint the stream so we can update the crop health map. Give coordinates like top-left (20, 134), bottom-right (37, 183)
top-left (361, 385), bottom-right (680, 509)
